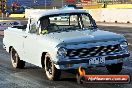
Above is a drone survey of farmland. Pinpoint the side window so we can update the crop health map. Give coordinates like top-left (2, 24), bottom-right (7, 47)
top-left (29, 19), bottom-right (38, 34)
top-left (70, 15), bottom-right (78, 25)
top-left (49, 15), bottom-right (69, 25)
top-left (81, 14), bottom-right (92, 27)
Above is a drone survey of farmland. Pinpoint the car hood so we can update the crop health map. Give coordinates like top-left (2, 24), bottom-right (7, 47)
top-left (45, 29), bottom-right (125, 46)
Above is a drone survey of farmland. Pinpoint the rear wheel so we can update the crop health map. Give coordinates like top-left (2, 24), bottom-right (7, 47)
top-left (10, 48), bottom-right (25, 68)
top-left (44, 53), bottom-right (61, 81)
top-left (106, 63), bottom-right (123, 74)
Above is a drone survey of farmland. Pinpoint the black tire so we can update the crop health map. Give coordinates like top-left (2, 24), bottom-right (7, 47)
top-left (44, 53), bottom-right (61, 81)
top-left (10, 48), bottom-right (25, 68)
top-left (106, 63), bottom-right (123, 74)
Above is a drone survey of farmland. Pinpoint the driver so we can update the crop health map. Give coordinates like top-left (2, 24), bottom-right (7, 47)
top-left (41, 17), bottom-right (50, 34)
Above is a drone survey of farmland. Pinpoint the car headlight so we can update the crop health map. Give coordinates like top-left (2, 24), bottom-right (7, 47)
top-left (57, 47), bottom-right (67, 58)
top-left (120, 41), bottom-right (128, 50)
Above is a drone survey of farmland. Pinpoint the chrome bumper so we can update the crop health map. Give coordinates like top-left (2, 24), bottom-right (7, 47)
top-left (54, 52), bottom-right (130, 69)
top-left (54, 53), bottom-right (130, 65)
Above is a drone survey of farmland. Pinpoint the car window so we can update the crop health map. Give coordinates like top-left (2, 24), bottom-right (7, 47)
top-left (29, 19), bottom-right (38, 34)
top-left (40, 13), bottom-right (97, 34)
top-left (50, 16), bottom-right (69, 25)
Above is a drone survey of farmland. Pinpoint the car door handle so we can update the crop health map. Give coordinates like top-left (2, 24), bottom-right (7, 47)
top-left (22, 36), bottom-right (27, 38)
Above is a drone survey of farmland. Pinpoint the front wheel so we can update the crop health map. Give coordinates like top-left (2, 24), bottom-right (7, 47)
top-left (10, 48), bottom-right (25, 68)
top-left (44, 53), bottom-right (61, 81)
top-left (106, 63), bottom-right (123, 74)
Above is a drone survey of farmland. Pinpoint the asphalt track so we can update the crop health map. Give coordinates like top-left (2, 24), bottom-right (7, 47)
top-left (0, 22), bottom-right (132, 88)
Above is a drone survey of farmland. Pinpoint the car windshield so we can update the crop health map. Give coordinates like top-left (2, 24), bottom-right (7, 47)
top-left (40, 13), bottom-right (97, 34)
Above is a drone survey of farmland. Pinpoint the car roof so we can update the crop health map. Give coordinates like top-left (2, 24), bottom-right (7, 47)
top-left (29, 9), bottom-right (88, 20)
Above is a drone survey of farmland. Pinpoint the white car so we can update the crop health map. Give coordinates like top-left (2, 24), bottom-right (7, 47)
top-left (3, 9), bottom-right (130, 81)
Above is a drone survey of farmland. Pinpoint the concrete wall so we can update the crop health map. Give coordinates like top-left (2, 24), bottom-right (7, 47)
top-left (25, 8), bottom-right (132, 23)
top-left (89, 8), bottom-right (132, 23)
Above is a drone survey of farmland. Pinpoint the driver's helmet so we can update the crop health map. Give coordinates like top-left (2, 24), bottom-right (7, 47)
top-left (41, 17), bottom-right (50, 34)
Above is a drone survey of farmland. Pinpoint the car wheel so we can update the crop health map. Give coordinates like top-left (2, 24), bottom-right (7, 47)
top-left (44, 53), bottom-right (61, 81)
top-left (10, 48), bottom-right (25, 68)
top-left (106, 63), bottom-right (123, 74)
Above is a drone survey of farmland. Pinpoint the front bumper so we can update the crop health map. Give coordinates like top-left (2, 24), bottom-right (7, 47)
top-left (54, 53), bottom-right (130, 65)
top-left (54, 52), bottom-right (130, 69)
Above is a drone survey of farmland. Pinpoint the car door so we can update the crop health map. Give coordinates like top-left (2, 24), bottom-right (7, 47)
top-left (8, 29), bottom-right (26, 60)
top-left (23, 19), bottom-right (41, 66)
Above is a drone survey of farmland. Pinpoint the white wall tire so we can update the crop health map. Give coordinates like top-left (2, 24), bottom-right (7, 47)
top-left (44, 53), bottom-right (61, 81)
top-left (10, 48), bottom-right (25, 68)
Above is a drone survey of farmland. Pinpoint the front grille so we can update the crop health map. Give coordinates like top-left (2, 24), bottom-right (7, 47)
top-left (67, 44), bottom-right (120, 58)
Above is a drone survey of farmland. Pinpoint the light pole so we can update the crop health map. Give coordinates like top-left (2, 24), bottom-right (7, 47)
top-left (45, 0), bottom-right (46, 9)
top-left (62, 0), bottom-right (64, 7)
top-left (1, 0), bottom-right (4, 20)
top-left (2, 8), bottom-right (4, 20)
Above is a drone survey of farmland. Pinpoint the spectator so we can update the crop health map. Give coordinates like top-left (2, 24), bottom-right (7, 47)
top-left (11, 1), bottom-right (18, 12)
